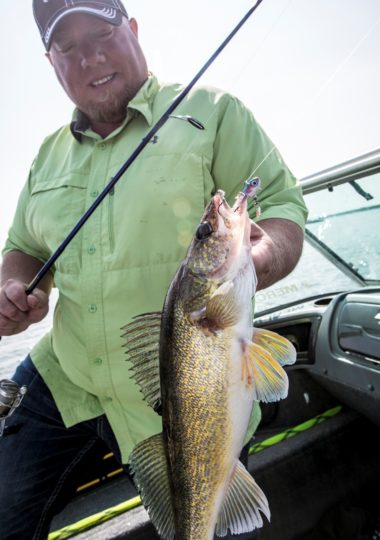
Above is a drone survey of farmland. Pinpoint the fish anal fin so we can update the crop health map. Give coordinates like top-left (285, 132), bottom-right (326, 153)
top-left (205, 281), bottom-right (240, 329)
top-left (252, 327), bottom-right (297, 366)
top-left (129, 433), bottom-right (175, 540)
top-left (121, 312), bottom-right (162, 411)
top-left (241, 340), bottom-right (289, 402)
top-left (216, 460), bottom-right (270, 537)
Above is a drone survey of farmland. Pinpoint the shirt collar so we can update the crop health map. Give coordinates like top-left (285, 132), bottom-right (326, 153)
top-left (70, 74), bottom-right (159, 142)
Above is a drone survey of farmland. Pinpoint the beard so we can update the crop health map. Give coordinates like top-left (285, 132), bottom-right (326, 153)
top-left (83, 83), bottom-right (136, 124)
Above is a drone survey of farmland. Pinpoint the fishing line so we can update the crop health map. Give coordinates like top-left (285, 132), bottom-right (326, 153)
top-left (307, 14), bottom-right (380, 107)
top-left (244, 7), bottom-right (380, 182)
top-left (232, 6), bottom-right (380, 196)
top-left (231, 0), bottom-right (295, 87)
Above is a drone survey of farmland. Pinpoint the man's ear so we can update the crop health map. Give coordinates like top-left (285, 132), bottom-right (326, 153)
top-left (129, 17), bottom-right (139, 38)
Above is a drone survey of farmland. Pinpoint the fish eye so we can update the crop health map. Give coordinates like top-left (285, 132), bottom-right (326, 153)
top-left (196, 222), bottom-right (213, 240)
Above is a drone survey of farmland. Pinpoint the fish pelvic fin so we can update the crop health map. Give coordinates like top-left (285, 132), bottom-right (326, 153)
top-left (121, 312), bottom-right (162, 413)
top-left (129, 433), bottom-right (175, 540)
top-left (215, 460), bottom-right (270, 536)
top-left (205, 281), bottom-right (241, 329)
top-left (241, 339), bottom-right (290, 402)
top-left (252, 327), bottom-right (297, 367)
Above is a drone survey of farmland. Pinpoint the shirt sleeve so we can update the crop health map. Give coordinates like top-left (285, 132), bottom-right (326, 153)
top-left (211, 94), bottom-right (308, 229)
top-left (2, 164), bottom-right (52, 264)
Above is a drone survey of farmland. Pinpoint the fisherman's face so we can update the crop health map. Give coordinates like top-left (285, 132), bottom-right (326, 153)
top-left (47, 13), bottom-right (148, 131)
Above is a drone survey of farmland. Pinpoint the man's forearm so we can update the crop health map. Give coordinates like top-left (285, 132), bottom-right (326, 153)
top-left (251, 218), bottom-right (304, 291)
top-left (1, 250), bottom-right (53, 294)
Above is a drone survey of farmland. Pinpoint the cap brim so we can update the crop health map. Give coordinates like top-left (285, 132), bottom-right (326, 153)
top-left (44, 7), bottom-right (123, 50)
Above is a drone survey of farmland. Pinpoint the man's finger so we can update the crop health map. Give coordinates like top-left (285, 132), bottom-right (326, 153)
top-left (26, 289), bottom-right (49, 310)
top-left (0, 293), bottom-right (29, 323)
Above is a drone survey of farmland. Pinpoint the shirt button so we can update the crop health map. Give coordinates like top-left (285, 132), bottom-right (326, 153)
top-left (89, 304), bottom-right (97, 313)
top-left (91, 190), bottom-right (99, 198)
top-left (87, 245), bottom-right (96, 255)
top-left (99, 143), bottom-right (106, 150)
top-left (94, 357), bottom-right (103, 365)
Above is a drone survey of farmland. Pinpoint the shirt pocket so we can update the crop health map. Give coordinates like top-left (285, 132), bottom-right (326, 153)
top-left (105, 152), bottom-right (208, 270)
top-left (27, 173), bottom-right (88, 274)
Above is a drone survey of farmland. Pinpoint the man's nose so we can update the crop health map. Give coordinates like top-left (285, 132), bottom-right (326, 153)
top-left (80, 46), bottom-right (106, 69)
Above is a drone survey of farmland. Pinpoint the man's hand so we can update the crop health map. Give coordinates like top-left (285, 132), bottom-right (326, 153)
top-left (0, 279), bottom-right (49, 336)
top-left (0, 250), bottom-right (53, 336)
top-left (250, 218), bottom-right (304, 291)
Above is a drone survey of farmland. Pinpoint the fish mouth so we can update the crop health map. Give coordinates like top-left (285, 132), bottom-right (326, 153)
top-left (195, 190), bottom-right (248, 242)
top-left (213, 190), bottom-right (247, 229)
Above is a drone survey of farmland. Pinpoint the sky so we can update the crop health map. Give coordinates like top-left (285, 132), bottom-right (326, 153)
top-left (0, 0), bottom-right (379, 252)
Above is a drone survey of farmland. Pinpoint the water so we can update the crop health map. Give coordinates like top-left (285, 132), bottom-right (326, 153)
top-left (0, 289), bottom-right (58, 379)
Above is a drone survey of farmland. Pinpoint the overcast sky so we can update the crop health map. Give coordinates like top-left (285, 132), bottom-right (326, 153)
top-left (1, 0), bottom-right (379, 251)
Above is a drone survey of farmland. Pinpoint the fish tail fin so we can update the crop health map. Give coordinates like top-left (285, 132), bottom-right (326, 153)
top-left (215, 460), bottom-right (270, 536)
top-left (129, 433), bottom-right (175, 540)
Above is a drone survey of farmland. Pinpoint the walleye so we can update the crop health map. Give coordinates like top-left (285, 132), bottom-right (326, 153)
top-left (122, 187), bottom-right (296, 539)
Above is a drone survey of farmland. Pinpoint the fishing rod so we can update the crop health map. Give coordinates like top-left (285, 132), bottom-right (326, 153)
top-left (0, 1), bottom-right (264, 430)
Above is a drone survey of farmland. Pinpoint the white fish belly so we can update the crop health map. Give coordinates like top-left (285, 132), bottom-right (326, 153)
top-left (228, 335), bottom-right (256, 460)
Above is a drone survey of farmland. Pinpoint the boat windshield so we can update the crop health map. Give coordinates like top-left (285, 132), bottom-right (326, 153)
top-left (255, 154), bottom-right (380, 315)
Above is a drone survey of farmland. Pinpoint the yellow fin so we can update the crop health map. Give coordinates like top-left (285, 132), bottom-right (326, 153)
top-left (252, 327), bottom-right (297, 367)
top-left (205, 281), bottom-right (240, 328)
top-left (241, 340), bottom-right (289, 402)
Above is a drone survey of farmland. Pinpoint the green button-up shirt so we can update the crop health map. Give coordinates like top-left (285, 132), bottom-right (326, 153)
top-left (3, 75), bottom-right (307, 462)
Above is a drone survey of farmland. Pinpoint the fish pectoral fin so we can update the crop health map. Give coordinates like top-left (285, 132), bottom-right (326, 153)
top-left (205, 281), bottom-right (240, 329)
top-left (252, 327), bottom-right (297, 367)
top-left (241, 340), bottom-right (289, 402)
top-left (121, 312), bottom-right (162, 413)
top-left (129, 433), bottom-right (175, 540)
top-left (216, 460), bottom-right (270, 536)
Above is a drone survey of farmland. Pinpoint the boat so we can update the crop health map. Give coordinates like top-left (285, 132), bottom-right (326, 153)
top-left (49, 148), bottom-right (380, 539)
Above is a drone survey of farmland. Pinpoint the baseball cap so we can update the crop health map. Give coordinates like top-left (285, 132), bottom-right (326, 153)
top-left (33, 0), bottom-right (129, 50)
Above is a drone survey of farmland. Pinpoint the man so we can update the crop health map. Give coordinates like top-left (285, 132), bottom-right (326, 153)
top-left (0, 1), bottom-right (307, 538)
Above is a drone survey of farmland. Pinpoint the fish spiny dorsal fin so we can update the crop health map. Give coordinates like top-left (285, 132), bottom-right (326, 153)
top-left (252, 327), bottom-right (297, 366)
top-left (241, 340), bottom-right (289, 402)
top-left (129, 433), bottom-right (175, 540)
top-left (121, 312), bottom-right (162, 413)
top-left (215, 461), bottom-right (270, 536)
top-left (205, 281), bottom-right (241, 329)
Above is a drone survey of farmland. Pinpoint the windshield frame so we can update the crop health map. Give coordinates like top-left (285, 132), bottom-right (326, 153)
top-left (301, 147), bottom-right (380, 288)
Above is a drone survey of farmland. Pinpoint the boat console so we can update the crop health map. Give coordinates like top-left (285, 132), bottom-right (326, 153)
top-left (254, 287), bottom-right (380, 427)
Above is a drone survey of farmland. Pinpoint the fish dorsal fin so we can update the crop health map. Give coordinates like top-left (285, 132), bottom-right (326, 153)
top-left (205, 281), bottom-right (240, 329)
top-left (252, 327), bottom-right (297, 366)
top-left (216, 460), bottom-right (270, 536)
top-left (241, 340), bottom-right (289, 402)
top-left (121, 312), bottom-right (162, 412)
top-left (129, 433), bottom-right (175, 540)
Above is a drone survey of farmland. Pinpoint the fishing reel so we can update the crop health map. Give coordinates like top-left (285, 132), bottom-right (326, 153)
top-left (0, 379), bottom-right (27, 437)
